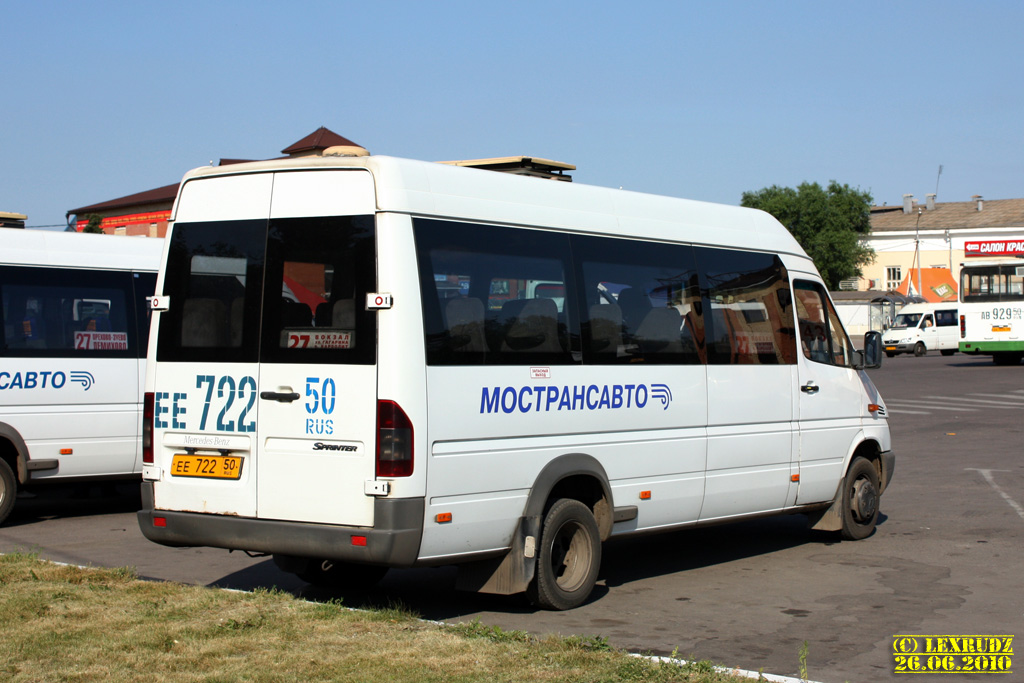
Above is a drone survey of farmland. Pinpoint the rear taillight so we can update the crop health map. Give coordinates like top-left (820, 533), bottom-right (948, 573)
top-left (376, 400), bottom-right (413, 477)
top-left (960, 314), bottom-right (966, 339)
top-left (143, 392), bottom-right (154, 464)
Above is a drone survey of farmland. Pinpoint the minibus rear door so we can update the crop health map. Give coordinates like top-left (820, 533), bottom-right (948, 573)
top-left (254, 170), bottom-right (378, 526)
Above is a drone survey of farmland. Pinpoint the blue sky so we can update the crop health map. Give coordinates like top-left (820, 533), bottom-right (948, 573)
top-left (3, 1), bottom-right (1022, 228)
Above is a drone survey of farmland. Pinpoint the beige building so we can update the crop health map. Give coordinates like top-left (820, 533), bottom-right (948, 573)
top-left (858, 194), bottom-right (1024, 297)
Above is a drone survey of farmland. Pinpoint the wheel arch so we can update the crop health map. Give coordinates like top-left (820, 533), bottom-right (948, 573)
top-left (809, 435), bottom-right (889, 533)
top-left (0, 422), bottom-right (30, 484)
top-left (523, 453), bottom-right (614, 541)
top-left (848, 437), bottom-right (888, 495)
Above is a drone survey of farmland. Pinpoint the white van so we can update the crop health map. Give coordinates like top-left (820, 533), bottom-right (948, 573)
top-left (137, 155), bottom-right (894, 609)
top-left (881, 303), bottom-right (958, 357)
top-left (0, 230), bottom-right (163, 525)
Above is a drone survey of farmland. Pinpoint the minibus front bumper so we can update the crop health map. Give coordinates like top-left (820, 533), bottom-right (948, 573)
top-left (882, 340), bottom-right (913, 354)
top-left (137, 483), bottom-right (424, 567)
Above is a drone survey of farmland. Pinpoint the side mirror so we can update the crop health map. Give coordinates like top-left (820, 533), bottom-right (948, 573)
top-left (855, 330), bottom-right (883, 369)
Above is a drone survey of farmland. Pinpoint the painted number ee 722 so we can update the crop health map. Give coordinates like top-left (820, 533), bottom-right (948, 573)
top-left (153, 375), bottom-right (257, 433)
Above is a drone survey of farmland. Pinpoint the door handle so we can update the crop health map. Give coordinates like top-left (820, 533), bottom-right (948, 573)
top-left (260, 390), bottom-right (300, 402)
top-left (801, 382), bottom-right (820, 394)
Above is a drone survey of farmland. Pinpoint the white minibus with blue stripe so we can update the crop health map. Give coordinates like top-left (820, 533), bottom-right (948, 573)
top-left (138, 154), bottom-right (893, 609)
top-left (0, 230), bottom-right (162, 525)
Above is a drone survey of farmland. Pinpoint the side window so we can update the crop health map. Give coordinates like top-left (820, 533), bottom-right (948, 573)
top-left (794, 280), bottom-right (854, 367)
top-left (697, 248), bottom-right (797, 365)
top-left (574, 235), bottom-right (703, 365)
top-left (935, 309), bottom-right (957, 327)
top-left (415, 219), bottom-right (575, 366)
top-left (0, 265), bottom-right (137, 358)
top-left (922, 314), bottom-right (934, 328)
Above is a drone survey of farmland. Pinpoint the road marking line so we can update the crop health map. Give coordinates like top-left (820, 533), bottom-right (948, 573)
top-left (969, 393), bottom-right (1024, 402)
top-left (883, 402), bottom-right (978, 412)
top-left (923, 396), bottom-right (1023, 409)
top-left (966, 468), bottom-right (1024, 523)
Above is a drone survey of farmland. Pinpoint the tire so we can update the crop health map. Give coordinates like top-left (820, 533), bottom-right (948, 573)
top-left (840, 457), bottom-right (880, 541)
top-left (913, 342), bottom-right (926, 357)
top-left (0, 458), bottom-right (16, 527)
top-left (527, 498), bottom-right (601, 610)
top-left (940, 349), bottom-right (955, 356)
top-left (293, 559), bottom-right (388, 590)
top-left (993, 352), bottom-right (1023, 366)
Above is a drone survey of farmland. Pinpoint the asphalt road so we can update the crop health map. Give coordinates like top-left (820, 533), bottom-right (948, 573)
top-left (2, 352), bottom-right (1022, 682)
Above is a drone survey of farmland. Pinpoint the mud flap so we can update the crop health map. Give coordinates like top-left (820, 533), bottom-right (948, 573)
top-left (455, 515), bottom-right (541, 595)
top-left (807, 499), bottom-right (842, 531)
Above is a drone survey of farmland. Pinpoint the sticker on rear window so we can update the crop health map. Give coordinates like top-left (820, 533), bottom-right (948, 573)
top-left (286, 331), bottom-right (353, 349)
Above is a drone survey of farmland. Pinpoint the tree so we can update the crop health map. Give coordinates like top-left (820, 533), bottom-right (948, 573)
top-left (83, 214), bottom-right (105, 234)
top-left (741, 181), bottom-right (875, 289)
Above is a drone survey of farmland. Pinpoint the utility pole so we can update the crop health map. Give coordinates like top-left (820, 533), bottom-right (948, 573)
top-left (915, 208), bottom-right (924, 298)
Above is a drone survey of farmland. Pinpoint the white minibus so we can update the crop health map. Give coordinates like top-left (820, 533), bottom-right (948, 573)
top-left (138, 155), bottom-right (894, 609)
top-left (0, 230), bottom-right (163, 525)
top-left (881, 302), bottom-right (958, 357)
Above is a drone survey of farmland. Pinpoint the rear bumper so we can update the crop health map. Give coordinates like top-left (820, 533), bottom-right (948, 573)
top-left (137, 483), bottom-right (424, 567)
top-left (960, 341), bottom-right (1021, 353)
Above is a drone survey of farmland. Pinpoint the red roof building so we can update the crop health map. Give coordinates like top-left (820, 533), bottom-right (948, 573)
top-left (66, 127), bottom-right (365, 236)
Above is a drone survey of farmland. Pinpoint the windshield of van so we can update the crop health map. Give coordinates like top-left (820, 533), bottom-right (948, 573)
top-left (892, 313), bottom-right (921, 329)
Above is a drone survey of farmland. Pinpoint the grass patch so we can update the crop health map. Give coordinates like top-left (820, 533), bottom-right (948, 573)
top-left (0, 553), bottom-right (757, 682)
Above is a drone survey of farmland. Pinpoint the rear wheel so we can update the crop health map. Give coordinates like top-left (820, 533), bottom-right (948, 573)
top-left (0, 458), bottom-right (15, 526)
top-left (940, 349), bottom-right (955, 356)
top-left (993, 352), bottom-right (1023, 366)
top-left (527, 498), bottom-right (601, 610)
top-left (913, 342), bottom-right (926, 357)
top-left (840, 457), bottom-right (880, 540)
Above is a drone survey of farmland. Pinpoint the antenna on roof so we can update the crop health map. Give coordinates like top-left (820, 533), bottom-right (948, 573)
top-left (934, 164), bottom-right (943, 196)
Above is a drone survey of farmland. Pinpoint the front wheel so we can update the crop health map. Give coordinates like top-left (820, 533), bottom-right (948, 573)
top-left (527, 498), bottom-right (601, 610)
top-left (0, 458), bottom-right (15, 526)
top-left (840, 457), bottom-right (880, 540)
top-left (913, 342), bottom-right (926, 357)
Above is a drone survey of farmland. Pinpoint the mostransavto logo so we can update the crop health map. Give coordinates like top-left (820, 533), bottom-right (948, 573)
top-left (480, 382), bottom-right (673, 414)
top-left (0, 370), bottom-right (95, 391)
